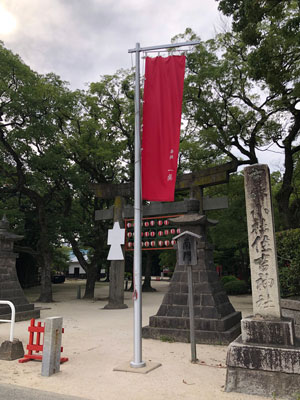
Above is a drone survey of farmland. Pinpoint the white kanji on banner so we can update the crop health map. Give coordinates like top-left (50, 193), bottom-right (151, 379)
top-left (107, 222), bottom-right (125, 260)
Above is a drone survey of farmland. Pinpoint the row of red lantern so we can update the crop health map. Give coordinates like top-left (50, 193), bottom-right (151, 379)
top-left (127, 228), bottom-right (180, 238)
top-left (126, 220), bottom-right (170, 229)
top-left (127, 239), bottom-right (176, 248)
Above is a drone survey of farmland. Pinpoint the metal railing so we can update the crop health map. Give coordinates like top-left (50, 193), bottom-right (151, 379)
top-left (0, 301), bottom-right (15, 341)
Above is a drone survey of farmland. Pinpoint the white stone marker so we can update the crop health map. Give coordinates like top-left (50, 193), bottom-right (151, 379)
top-left (41, 317), bottom-right (63, 377)
top-left (244, 164), bottom-right (281, 319)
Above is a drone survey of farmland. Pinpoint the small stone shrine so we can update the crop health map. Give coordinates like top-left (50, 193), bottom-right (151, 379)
top-left (142, 213), bottom-right (242, 344)
top-left (225, 164), bottom-right (300, 398)
top-left (0, 216), bottom-right (40, 321)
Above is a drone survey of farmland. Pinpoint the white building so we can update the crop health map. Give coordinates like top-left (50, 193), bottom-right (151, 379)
top-left (68, 250), bottom-right (88, 278)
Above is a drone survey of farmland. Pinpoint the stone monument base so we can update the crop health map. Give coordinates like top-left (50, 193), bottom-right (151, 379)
top-left (0, 339), bottom-right (24, 361)
top-left (143, 312), bottom-right (241, 345)
top-left (225, 316), bottom-right (300, 399)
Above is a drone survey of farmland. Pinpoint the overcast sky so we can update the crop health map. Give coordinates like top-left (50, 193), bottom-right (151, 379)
top-left (0, 0), bottom-right (285, 171)
top-left (0, 0), bottom-right (229, 89)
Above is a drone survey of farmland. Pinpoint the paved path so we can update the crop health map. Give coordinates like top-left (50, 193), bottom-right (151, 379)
top-left (0, 383), bottom-right (89, 400)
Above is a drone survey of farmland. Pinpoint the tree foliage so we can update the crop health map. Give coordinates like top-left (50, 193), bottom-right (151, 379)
top-left (214, 1), bottom-right (300, 227)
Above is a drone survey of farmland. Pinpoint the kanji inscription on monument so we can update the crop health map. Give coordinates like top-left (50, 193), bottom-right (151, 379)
top-left (244, 164), bottom-right (281, 318)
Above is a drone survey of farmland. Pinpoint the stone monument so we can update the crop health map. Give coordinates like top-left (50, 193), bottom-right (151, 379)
top-left (142, 213), bottom-right (242, 344)
top-left (225, 164), bottom-right (300, 398)
top-left (0, 215), bottom-right (40, 321)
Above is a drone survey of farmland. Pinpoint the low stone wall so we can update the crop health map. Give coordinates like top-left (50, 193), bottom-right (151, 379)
top-left (281, 298), bottom-right (300, 337)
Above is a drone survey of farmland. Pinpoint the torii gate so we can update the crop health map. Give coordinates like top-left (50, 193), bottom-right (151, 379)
top-left (92, 161), bottom-right (238, 308)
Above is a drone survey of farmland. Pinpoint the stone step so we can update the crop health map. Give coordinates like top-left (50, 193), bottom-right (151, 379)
top-left (149, 311), bottom-right (242, 332)
top-left (0, 303), bottom-right (35, 315)
top-left (0, 296), bottom-right (30, 306)
top-left (142, 322), bottom-right (241, 345)
top-left (0, 308), bottom-right (40, 322)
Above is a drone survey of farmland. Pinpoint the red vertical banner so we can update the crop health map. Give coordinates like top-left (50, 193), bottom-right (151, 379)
top-left (141, 55), bottom-right (186, 201)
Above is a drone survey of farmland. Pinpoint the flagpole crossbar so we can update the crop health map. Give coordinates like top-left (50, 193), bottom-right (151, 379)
top-left (128, 40), bottom-right (200, 54)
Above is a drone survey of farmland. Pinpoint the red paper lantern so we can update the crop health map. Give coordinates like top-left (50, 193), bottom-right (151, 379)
top-left (150, 220), bottom-right (155, 226)
top-left (170, 228), bottom-right (175, 234)
top-left (164, 220), bottom-right (169, 226)
top-left (158, 220), bottom-right (163, 226)
top-left (171, 240), bottom-right (176, 246)
top-left (164, 229), bottom-right (169, 236)
top-left (128, 242), bottom-right (133, 248)
top-left (144, 231), bottom-right (150, 237)
top-left (127, 222), bottom-right (132, 228)
top-left (158, 241), bottom-right (163, 247)
top-left (141, 232), bottom-right (144, 237)
top-left (150, 231), bottom-right (156, 237)
top-left (158, 231), bottom-right (163, 237)
top-left (144, 221), bottom-right (150, 227)
top-left (176, 228), bottom-right (181, 234)
top-left (151, 241), bottom-right (156, 247)
top-left (164, 240), bottom-right (170, 246)
top-left (144, 241), bottom-right (150, 247)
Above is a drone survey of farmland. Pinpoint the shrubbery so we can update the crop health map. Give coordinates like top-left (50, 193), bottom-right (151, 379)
top-left (276, 229), bottom-right (300, 298)
top-left (223, 279), bottom-right (248, 295)
top-left (220, 275), bottom-right (238, 286)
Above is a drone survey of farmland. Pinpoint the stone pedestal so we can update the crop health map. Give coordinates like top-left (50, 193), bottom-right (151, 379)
top-left (142, 214), bottom-right (241, 344)
top-left (0, 216), bottom-right (40, 321)
top-left (0, 339), bottom-right (24, 360)
top-left (226, 316), bottom-right (300, 398)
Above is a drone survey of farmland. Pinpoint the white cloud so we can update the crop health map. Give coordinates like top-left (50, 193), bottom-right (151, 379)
top-left (1, 0), bottom-right (226, 88)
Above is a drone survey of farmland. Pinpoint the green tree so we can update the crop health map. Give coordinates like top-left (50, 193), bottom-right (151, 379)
top-left (59, 70), bottom-right (136, 298)
top-left (0, 42), bottom-right (77, 302)
top-left (215, 0), bottom-right (300, 228)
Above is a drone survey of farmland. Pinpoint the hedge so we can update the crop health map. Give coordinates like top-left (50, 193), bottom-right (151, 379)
top-left (223, 279), bottom-right (248, 295)
top-left (276, 228), bottom-right (300, 298)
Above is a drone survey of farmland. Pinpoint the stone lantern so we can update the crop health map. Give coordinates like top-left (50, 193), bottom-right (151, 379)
top-left (0, 215), bottom-right (40, 321)
top-left (142, 213), bottom-right (242, 344)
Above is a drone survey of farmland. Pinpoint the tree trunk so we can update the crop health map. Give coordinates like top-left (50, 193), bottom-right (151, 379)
top-left (275, 142), bottom-right (294, 229)
top-left (69, 238), bottom-right (98, 299)
top-left (142, 252), bottom-right (156, 292)
top-left (36, 205), bottom-right (53, 302)
top-left (83, 264), bottom-right (97, 299)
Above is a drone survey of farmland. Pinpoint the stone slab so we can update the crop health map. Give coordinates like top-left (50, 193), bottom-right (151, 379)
top-left (226, 366), bottom-right (300, 399)
top-left (282, 298), bottom-right (300, 337)
top-left (0, 339), bottom-right (24, 361)
top-left (41, 317), bottom-right (63, 377)
top-left (113, 361), bottom-right (161, 374)
top-left (281, 299), bottom-right (300, 312)
top-left (226, 335), bottom-right (300, 374)
top-left (241, 316), bottom-right (295, 346)
top-left (244, 165), bottom-right (281, 318)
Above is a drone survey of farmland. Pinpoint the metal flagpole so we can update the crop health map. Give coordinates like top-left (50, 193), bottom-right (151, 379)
top-left (128, 40), bottom-right (200, 369)
top-left (130, 42), bottom-right (145, 368)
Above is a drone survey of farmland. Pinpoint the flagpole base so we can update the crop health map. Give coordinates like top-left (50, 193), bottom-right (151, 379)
top-left (130, 360), bottom-right (146, 368)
